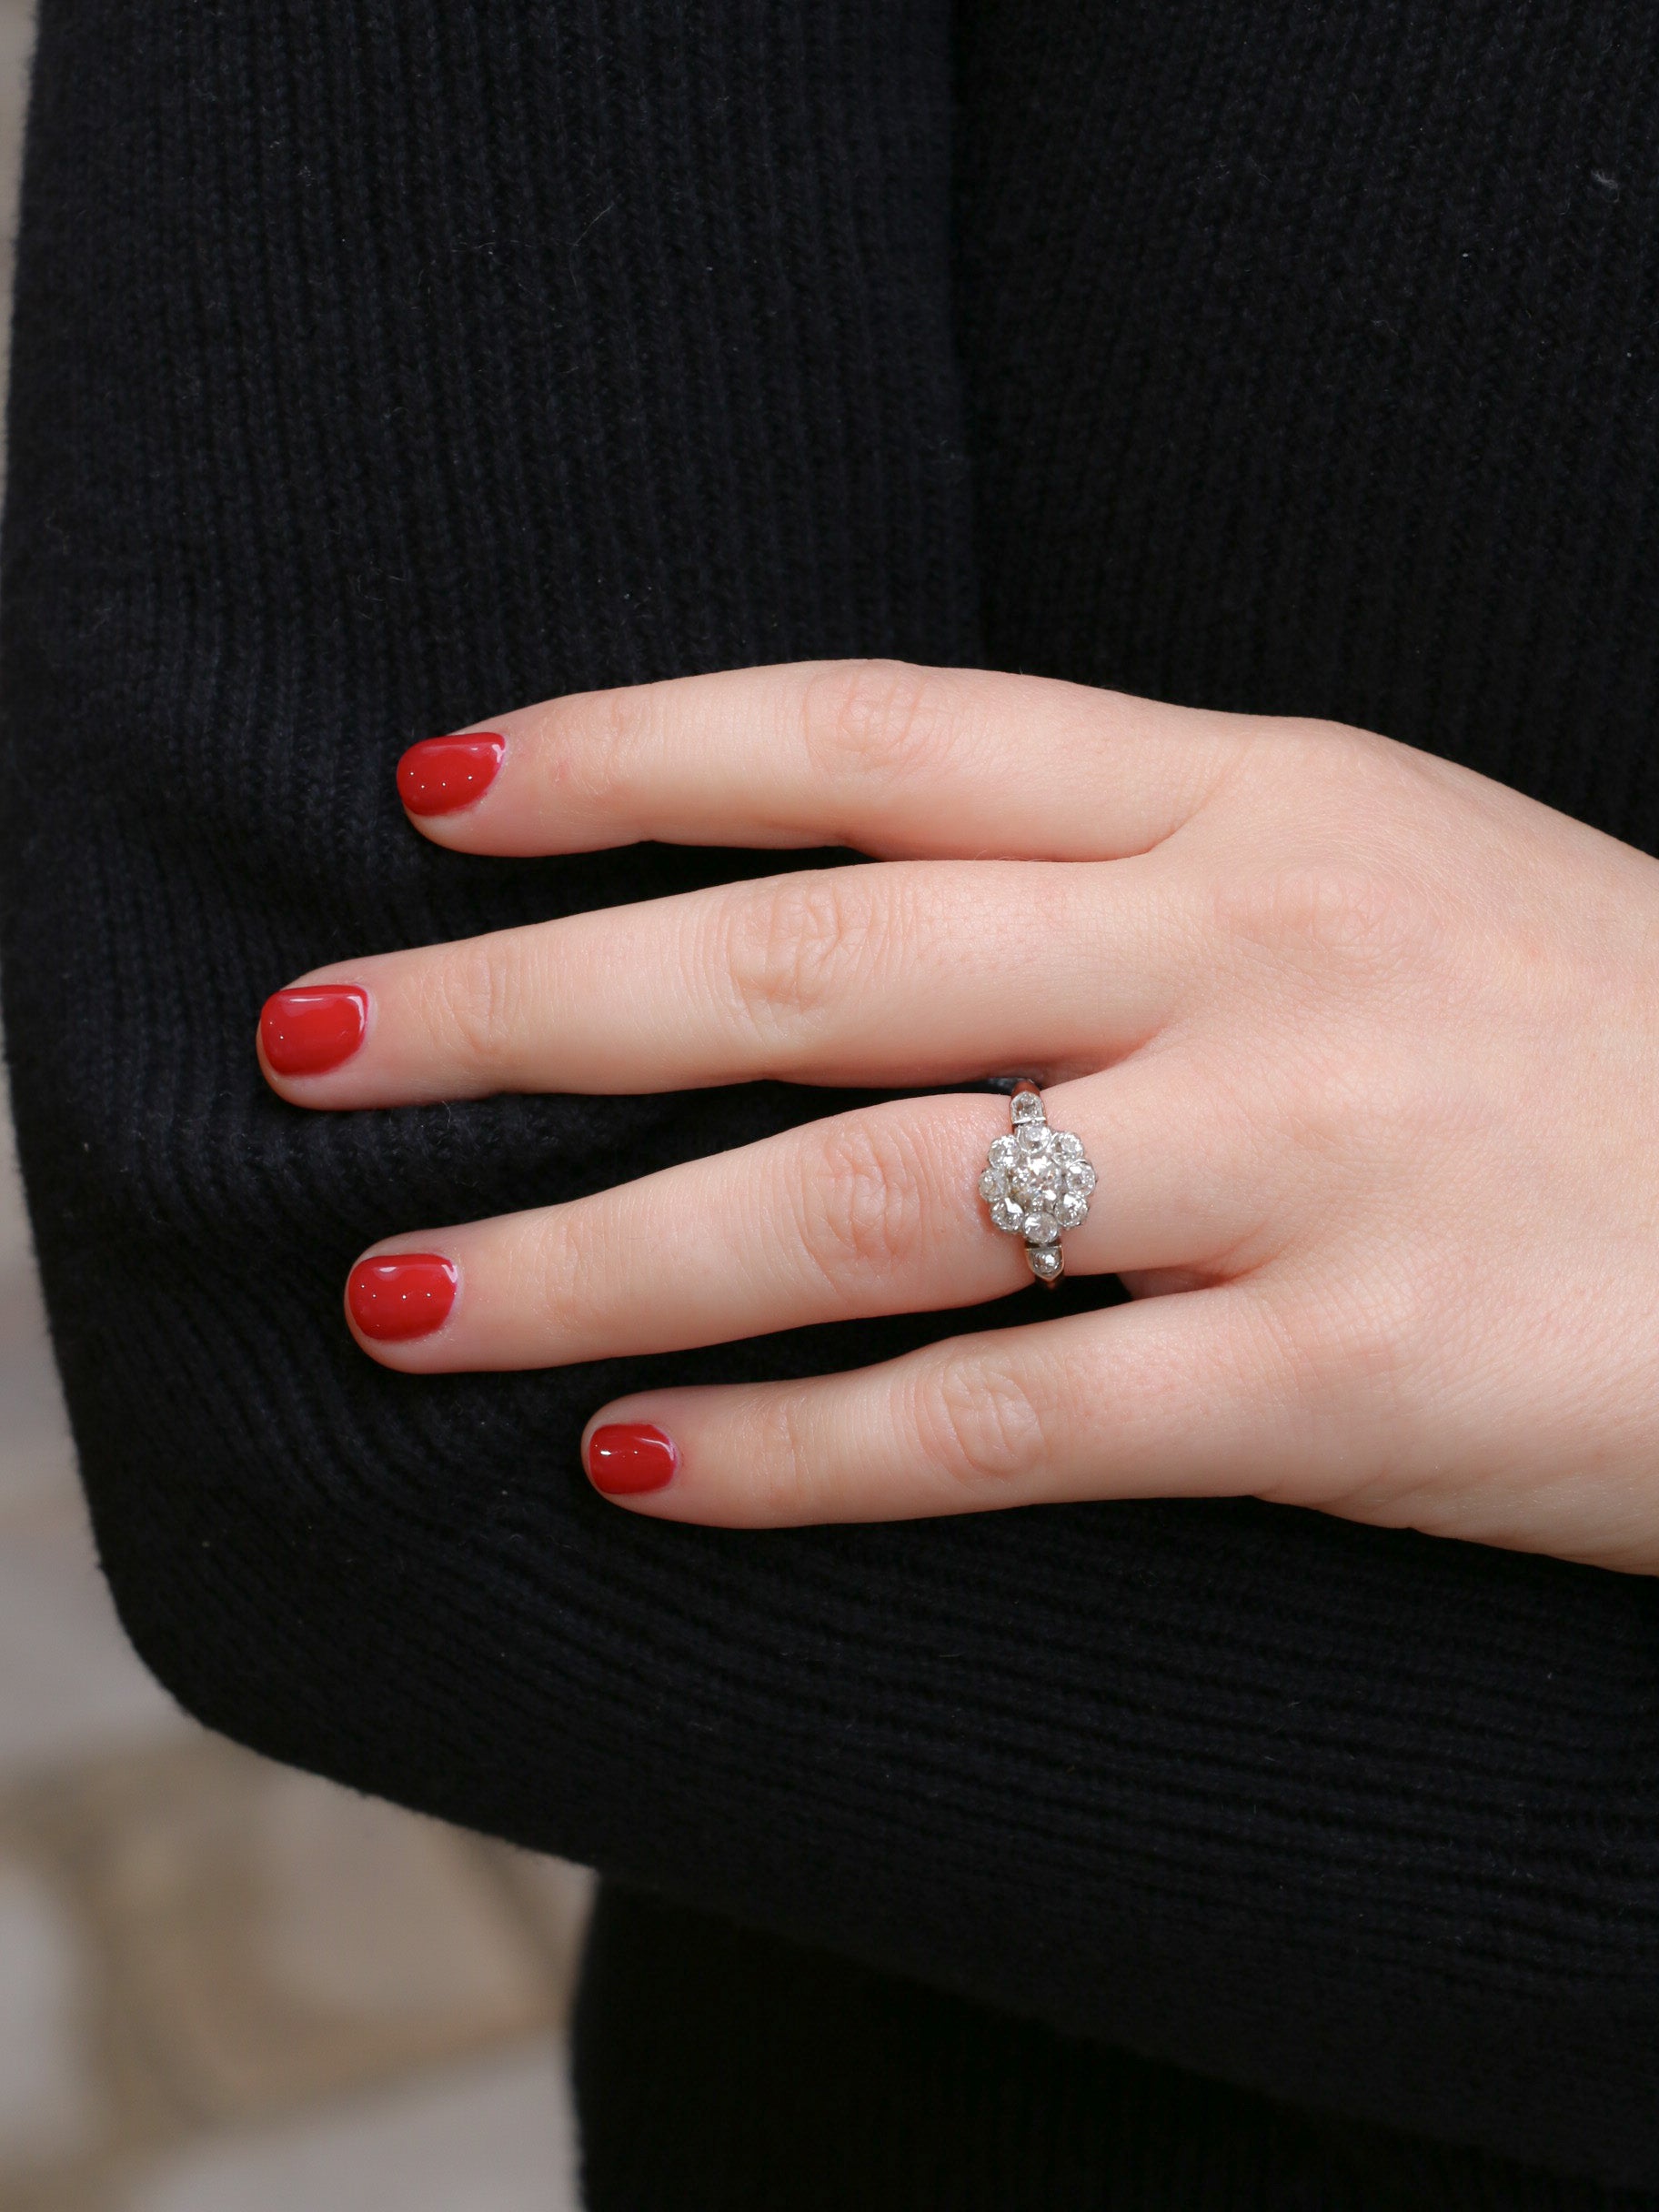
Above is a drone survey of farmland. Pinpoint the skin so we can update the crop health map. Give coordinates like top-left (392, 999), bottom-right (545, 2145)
top-left (257, 660), bottom-right (1659, 1572)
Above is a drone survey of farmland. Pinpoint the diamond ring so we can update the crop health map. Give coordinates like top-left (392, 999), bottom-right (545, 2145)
top-left (978, 1081), bottom-right (1096, 1286)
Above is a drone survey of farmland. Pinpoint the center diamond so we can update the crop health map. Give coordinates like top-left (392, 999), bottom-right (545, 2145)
top-left (1006, 1137), bottom-right (1062, 1213)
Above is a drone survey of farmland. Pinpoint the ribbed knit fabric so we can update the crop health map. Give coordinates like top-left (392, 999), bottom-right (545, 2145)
top-left (573, 1890), bottom-right (1659, 2212)
top-left (3, 0), bottom-right (1658, 2202)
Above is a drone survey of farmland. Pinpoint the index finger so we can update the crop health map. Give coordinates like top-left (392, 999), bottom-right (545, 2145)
top-left (397, 659), bottom-right (1250, 863)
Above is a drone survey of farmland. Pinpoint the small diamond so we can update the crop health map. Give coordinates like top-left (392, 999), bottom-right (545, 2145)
top-left (1018, 1120), bottom-right (1051, 1152)
top-left (1065, 1162), bottom-right (1096, 1196)
top-left (1028, 1246), bottom-right (1063, 1280)
top-left (990, 1194), bottom-right (1025, 1232)
top-left (1022, 1210), bottom-right (1060, 1244)
top-left (1056, 1191), bottom-right (1088, 1229)
top-left (989, 1135), bottom-right (1019, 1170)
top-left (1010, 1091), bottom-right (1045, 1125)
top-left (980, 1168), bottom-right (1008, 1203)
top-left (1056, 1131), bottom-right (1084, 1161)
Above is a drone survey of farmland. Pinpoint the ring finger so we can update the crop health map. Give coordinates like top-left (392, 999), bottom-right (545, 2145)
top-left (345, 1061), bottom-right (1272, 1372)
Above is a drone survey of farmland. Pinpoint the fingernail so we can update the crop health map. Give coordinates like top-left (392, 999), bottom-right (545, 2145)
top-left (397, 733), bottom-right (506, 816)
top-left (587, 1423), bottom-right (679, 1495)
top-left (261, 985), bottom-right (368, 1076)
top-left (347, 1253), bottom-right (458, 1342)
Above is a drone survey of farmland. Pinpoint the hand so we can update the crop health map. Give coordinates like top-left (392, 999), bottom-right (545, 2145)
top-left (257, 662), bottom-right (1659, 1571)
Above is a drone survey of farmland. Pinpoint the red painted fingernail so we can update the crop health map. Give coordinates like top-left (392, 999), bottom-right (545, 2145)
top-left (347, 1253), bottom-right (458, 1342)
top-left (397, 734), bottom-right (506, 816)
top-left (260, 985), bottom-right (368, 1076)
top-left (587, 1423), bottom-right (679, 1495)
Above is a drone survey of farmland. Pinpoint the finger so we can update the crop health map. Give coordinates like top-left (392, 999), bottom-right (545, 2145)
top-left (578, 1288), bottom-right (1297, 1526)
top-left (341, 1072), bottom-right (1271, 1375)
top-left (258, 856), bottom-right (1183, 1107)
top-left (397, 659), bottom-right (1252, 863)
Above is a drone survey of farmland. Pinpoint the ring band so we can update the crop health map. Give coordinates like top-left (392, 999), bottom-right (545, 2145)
top-left (978, 1081), bottom-right (1096, 1285)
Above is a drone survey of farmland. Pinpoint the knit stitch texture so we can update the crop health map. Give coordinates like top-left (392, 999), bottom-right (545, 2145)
top-left (3, 0), bottom-right (1659, 2198)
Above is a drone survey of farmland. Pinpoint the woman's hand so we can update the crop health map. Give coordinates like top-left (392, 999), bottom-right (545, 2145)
top-left (257, 662), bottom-right (1659, 1572)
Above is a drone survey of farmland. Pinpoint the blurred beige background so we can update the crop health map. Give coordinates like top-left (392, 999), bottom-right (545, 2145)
top-left (0, 9), bottom-right (591, 2206)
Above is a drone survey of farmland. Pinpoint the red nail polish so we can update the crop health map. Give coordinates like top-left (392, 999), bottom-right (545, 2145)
top-left (347, 1253), bottom-right (458, 1342)
top-left (397, 734), bottom-right (506, 816)
top-left (261, 985), bottom-right (368, 1076)
top-left (587, 1423), bottom-right (679, 1495)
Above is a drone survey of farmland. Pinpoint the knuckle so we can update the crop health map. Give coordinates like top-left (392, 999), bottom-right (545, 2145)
top-left (909, 1347), bottom-right (1052, 1489)
top-left (746, 1392), bottom-right (822, 1523)
top-left (799, 659), bottom-right (960, 789)
top-left (795, 1115), bottom-right (929, 1286)
top-left (1250, 1259), bottom-right (1435, 1428)
top-left (1212, 860), bottom-right (1433, 975)
top-left (719, 871), bottom-right (879, 1040)
top-left (427, 933), bottom-right (532, 1077)
top-left (526, 1201), bottom-right (608, 1345)
top-left (540, 682), bottom-right (662, 817)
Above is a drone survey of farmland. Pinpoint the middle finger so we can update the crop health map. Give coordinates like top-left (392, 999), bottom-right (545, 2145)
top-left (259, 859), bottom-right (1184, 1106)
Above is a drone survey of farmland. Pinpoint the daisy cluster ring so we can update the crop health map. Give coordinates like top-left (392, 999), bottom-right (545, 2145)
top-left (978, 1083), bottom-right (1096, 1284)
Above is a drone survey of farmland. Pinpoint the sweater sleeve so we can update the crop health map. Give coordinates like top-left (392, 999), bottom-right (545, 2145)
top-left (5, 2), bottom-right (1659, 2194)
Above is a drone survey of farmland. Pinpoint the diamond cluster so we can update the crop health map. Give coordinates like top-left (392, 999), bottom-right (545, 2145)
top-left (979, 1089), bottom-right (1096, 1282)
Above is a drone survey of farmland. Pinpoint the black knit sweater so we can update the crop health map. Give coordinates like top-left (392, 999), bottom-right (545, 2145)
top-left (4, 2), bottom-right (1659, 2202)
